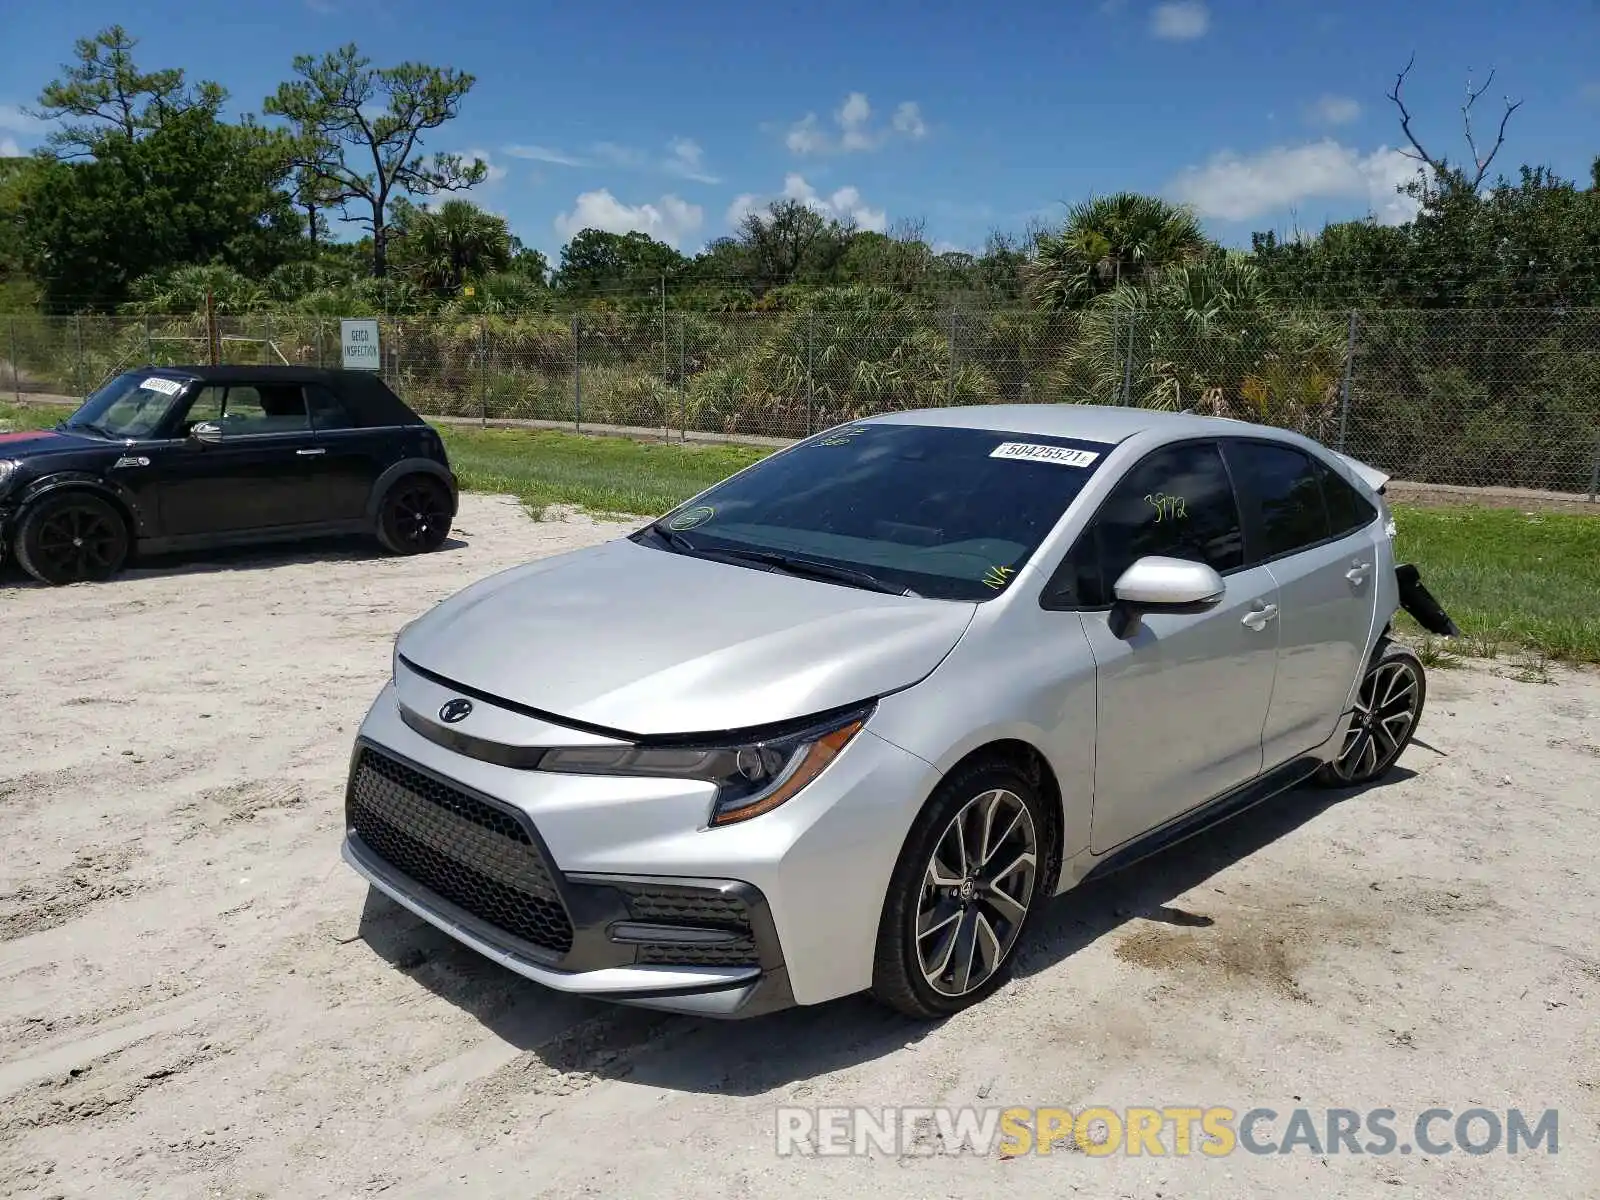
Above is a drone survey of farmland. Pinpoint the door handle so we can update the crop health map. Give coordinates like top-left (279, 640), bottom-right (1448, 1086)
top-left (1345, 560), bottom-right (1371, 585)
top-left (296, 448), bottom-right (326, 457)
top-left (1241, 602), bottom-right (1279, 631)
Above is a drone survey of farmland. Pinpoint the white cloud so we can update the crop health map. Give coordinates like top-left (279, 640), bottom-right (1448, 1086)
top-left (664, 137), bottom-right (718, 183)
top-left (724, 174), bottom-right (887, 232)
top-left (505, 138), bottom-right (718, 183)
top-left (1167, 140), bottom-right (1422, 224)
top-left (461, 148), bottom-right (507, 183)
top-left (1308, 94), bottom-right (1362, 127)
top-left (0, 104), bottom-right (46, 134)
top-left (505, 143), bottom-right (589, 166)
top-left (0, 137), bottom-right (22, 158)
top-left (891, 102), bottom-right (927, 140)
top-left (1150, 1), bottom-right (1210, 40)
top-left (725, 192), bottom-right (762, 227)
top-left (838, 92), bottom-right (874, 150)
top-left (553, 189), bottom-right (703, 247)
top-left (783, 93), bottom-right (927, 155)
top-left (785, 115), bottom-right (829, 155)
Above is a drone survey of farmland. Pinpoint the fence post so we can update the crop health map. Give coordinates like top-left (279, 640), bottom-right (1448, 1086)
top-left (572, 314), bottom-right (582, 432)
top-left (74, 314), bottom-right (84, 395)
top-left (143, 315), bottom-right (153, 365)
top-left (677, 314), bottom-right (686, 443)
top-left (1588, 434), bottom-right (1599, 503)
top-left (8, 316), bottom-right (19, 402)
top-left (1120, 310), bottom-right (1135, 405)
top-left (946, 304), bottom-right (957, 407)
top-left (478, 316), bottom-right (488, 428)
top-left (315, 318), bottom-right (325, 368)
top-left (1337, 309), bottom-right (1359, 453)
top-left (805, 309), bottom-right (815, 437)
top-left (660, 276), bottom-right (670, 439)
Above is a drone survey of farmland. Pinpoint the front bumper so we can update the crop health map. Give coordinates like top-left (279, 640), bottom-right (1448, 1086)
top-left (341, 676), bottom-right (939, 1015)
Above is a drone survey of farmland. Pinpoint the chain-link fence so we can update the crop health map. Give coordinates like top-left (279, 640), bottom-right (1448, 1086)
top-left (4, 308), bottom-right (1598, 496)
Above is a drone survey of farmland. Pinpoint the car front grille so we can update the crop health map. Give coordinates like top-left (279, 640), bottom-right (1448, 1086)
top-left (347, 746), bottom-right (574, 956)
top-left (622, 887), bottom-right (761, 967)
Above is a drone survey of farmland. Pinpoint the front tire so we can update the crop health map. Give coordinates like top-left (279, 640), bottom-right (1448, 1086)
top-left (15, 492), bottom-right (130, 586)
top-left (376, 475), bottom-right (453, 556)
top-left (1316, 641), bottom-right (1426, 787)
top-left (871, 757), bottom-right (1046, 1019)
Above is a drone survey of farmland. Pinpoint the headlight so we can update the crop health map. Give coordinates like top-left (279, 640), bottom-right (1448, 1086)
top-left (0, 460), bottom-right (19, 489)
top-left (538, 704), bottom-right (874, 827)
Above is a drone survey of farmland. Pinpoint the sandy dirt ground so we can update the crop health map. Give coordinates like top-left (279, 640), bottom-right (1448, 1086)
top-left (1, 493), bottom-right (1596, 1199)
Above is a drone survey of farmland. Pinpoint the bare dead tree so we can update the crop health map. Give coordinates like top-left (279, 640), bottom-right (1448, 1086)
top-left (1387, 52), bottom-right (1523, 191)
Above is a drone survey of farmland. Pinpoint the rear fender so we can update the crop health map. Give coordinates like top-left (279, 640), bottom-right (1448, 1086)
top-left (366, 458), bottom-right (458, 522)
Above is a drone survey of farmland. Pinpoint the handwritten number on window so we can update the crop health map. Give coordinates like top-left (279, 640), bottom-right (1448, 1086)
top-left (1144, 492), bottom-right (1187, 523)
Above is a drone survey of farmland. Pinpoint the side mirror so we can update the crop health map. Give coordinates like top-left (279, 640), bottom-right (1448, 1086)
top-left (191, 421), bottom-right (222, 445)
top-left (1108, 555), bottom-right (1225, 638)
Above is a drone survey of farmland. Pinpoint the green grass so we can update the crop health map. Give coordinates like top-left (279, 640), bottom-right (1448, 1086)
top-left (1392, 507), bottom-right (1600, 664)
top-left (438, 424), bottom-right (766, 517)
top-left (6, 398), bottom-right (1596, 662)
top-left (0, 399), bottom-right (73, 429)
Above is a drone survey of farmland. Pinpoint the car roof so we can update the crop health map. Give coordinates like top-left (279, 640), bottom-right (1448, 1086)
top-left (134, 365), bottom-right (423, 428)
top-left (860, 403), bottom-right (1299, 446)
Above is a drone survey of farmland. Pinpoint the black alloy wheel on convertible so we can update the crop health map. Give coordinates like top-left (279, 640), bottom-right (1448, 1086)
top-left (15, 492), bottom-right (131, 586)
top-left (377, 476), bottom-right (453, 555)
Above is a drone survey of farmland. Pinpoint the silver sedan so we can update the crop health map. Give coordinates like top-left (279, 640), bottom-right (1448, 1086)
top-left (340, 405), bottom-right (1455, 1019)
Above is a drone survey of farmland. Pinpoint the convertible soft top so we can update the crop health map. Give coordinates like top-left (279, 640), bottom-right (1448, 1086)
top-left (137, 365), bottom-right (426, 430)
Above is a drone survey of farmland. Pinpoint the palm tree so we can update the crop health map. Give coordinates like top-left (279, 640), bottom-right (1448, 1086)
top-left (1057, 251), bottom-right (1347, 433)
top-left (397, 199), bottom-right (513, 293)
top-left (1025, 192), bottom-right (1210, 309)
top-left (122, 264), bottom-right (265, 314)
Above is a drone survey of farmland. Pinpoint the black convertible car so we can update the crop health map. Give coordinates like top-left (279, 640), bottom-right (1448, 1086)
top-left (0, 365), bottom-right (459, 586)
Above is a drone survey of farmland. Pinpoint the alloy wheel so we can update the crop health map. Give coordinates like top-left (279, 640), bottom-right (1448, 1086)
top-left (34, 505), bottom-right (124, 582)
top-left (392, 483), bottom-right (449, 549)
top-left (1331, 657), bottom-right (1422, 784)
top-left (916, 788), bottom-right (1039, 997)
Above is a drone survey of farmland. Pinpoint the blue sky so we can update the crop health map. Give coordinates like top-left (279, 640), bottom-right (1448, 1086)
top-left (4, 0), bottom-right (1599, 263)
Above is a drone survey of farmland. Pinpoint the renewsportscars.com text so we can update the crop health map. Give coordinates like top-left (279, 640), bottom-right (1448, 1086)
top-left (774, 1105), bottom-right (1560, 1158)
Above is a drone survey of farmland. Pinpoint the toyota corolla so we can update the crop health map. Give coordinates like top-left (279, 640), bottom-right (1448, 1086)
top-left (339, 405), bottom-right (1456, 1020)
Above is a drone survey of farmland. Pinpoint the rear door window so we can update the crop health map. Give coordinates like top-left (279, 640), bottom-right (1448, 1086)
top-left (1316, 458), bottom-right (1379, 536)
top-left (1223, 440), bottom-right (1332, 565)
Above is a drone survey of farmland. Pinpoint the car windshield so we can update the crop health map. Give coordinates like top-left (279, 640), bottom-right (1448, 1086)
top-left (62, 372), bottom-right (192, 439)
top-left (638, 422), bottom-right (1114, 601)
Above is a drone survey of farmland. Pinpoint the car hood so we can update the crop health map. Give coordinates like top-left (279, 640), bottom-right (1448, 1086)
top-left (0, 428), bottom-right (103, 459)
top-left (397, 536), bottom-right (978, 737)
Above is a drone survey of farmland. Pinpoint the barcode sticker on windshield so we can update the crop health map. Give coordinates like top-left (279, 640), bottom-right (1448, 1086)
top-left (141, 376), bottom-right (183, 396)
top-left (990, 442), bottom-right (1100, 468)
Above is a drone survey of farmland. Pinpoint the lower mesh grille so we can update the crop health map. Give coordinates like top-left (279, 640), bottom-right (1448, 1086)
top-left (348, 747), bottom-right (574, 955)
top-left (624, 888), bottom-right (760, 967)
top-left (636, 941), bottom-right (760, 966)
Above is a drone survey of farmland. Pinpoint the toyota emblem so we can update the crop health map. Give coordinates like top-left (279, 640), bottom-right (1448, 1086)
top-left (438, 698), bottom-right (473, 724)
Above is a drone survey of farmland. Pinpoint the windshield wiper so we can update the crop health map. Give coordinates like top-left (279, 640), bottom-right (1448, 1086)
top-left (708, 546), bottom-right (920, 597)
top-left (62, 421), bottom-right (117, 438)
top-left (642, 523), bottom-right (702, 554)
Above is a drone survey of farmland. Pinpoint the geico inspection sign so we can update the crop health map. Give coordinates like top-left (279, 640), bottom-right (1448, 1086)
top-left (340, 318), bottom-right (381, 371)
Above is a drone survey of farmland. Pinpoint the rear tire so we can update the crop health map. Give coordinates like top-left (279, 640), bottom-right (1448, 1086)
top-left (15, 492), bottom-right (130, 586)
top-left (1315, 641), bottom-right (1426, 787)
top-left (376, 475), bottom-right (453, 556)
top-left (871, 757), bottom-right (1046, 1019)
